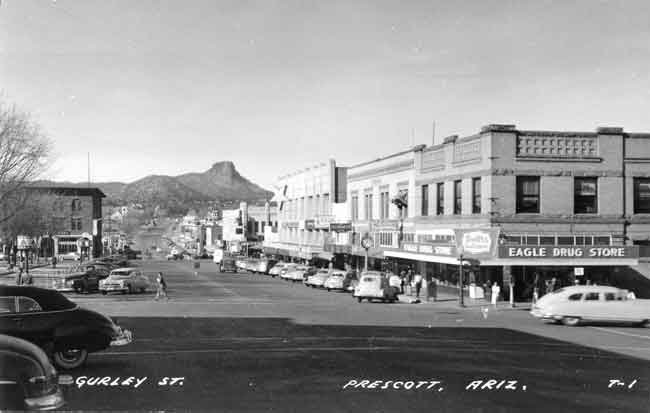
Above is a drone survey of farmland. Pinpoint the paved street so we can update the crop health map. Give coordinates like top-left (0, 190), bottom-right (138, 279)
top-left (57, 259), bottom-right (649, 412)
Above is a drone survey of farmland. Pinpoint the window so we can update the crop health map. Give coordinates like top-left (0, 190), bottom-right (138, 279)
top-left (17, 297), bottom-right (42, 313)
top-left (634, 178), bottom-right (650, 213)
top-left (585, 292), bottom-right (600, 301)
top-left (472, 178), bottom-right (481, 214)
top-left (351, 194), bottom-right (359, 221)
top-left (379, 189), bottom-right (389, 220)
top-left (436, 183), bottom-right (444, 215)
top-left (71, 198), bottom-right (82, 212)
top-left (0, 296), bottom-right (16, 313)
top-left (516, 176), bottom-right (540, 213)
top-left (71, 217), bottom-right (83, 231)
top-left (568, 293), bottom-right (583, 301)
top-left (453, 180), bottom-right (462, 215)
top-left (421, 185), bottom-right (429, 216)
top-left (364, 191), bottom-right (373, 220)
top-left (604, 292), bottom-right (616, 301)
top-left (574, 177), bottom-right (598, 213)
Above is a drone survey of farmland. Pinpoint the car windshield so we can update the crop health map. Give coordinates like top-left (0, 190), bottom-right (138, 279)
top-left (362, 277), bottom-right (379, 282)
top-left (112, 271), bottom-right (133, 277)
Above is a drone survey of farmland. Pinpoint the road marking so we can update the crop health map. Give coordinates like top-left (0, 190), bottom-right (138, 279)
top-left (589, 326), bottom-right (650, 340)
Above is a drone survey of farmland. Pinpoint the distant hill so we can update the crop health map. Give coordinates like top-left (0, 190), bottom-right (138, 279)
top-left (34, 161), bottom-right (273, 210)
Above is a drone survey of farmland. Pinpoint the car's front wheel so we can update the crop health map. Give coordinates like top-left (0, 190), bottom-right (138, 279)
top-left (53, 348), bottom-right (88, 370)
top-left (561, 316), bottom-right (581, 327)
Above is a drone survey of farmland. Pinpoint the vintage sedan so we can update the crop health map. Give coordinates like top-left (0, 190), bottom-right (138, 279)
top-left (323, 270), bottom-right (350, 291)
top-left (305, 269), bottom-right (332, 288)
top-left (269, 262), bottom-right (288, 277)
top-left (254, 259), bottom-right (278, 275)
top-left (99, 268), bottom-right (149, 295)
top-left (0, 334), bottom-right (65, 411)
top-left (0, 286), bottom-right (132, 370)
top-left (353, 271), bottom-right (398, 303)
top-left (279, 264), bottom-right (299, 280)
top-left (530, 285), bottom-right (650, 327)
top-left (52, 266), bottom-right (111, 294)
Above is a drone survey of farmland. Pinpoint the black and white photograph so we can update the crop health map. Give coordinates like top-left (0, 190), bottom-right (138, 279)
top-left (0, 1), bottom-right (649, 411)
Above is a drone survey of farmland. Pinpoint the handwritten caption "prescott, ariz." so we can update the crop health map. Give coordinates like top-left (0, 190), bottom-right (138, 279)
top-left (342, 379), bottom-right (527, 392)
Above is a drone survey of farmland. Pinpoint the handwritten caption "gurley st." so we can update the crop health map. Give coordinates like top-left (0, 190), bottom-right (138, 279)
top-left (342, 379), bottom-right (527, 392)
top-left (71, 376), bottom-right (185, 389)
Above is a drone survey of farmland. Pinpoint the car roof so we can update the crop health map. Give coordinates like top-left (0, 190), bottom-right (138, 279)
top-left (557, 285), bottom-right (622, 293)
top-left (0, 334), bottom-right (52, 366)
top-left (0, 286), bottom-right (77, 311)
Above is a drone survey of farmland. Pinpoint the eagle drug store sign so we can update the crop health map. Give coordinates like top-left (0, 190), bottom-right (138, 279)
top-left (453, 228), bottom-right (501, 259)
top-left (499, 246), bottom-right (639, 259)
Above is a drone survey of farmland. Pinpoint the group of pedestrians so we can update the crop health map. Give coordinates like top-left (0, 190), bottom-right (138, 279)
top-left (386, 268), bottom-right (424, 298)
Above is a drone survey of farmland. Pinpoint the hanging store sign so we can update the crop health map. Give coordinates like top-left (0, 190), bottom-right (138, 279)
top-left (454, 228), bottom-right (500, 259)
top-left (499, 246), bottom-right (639, 259)
top-left (401, 243), bottom-right (457, 256)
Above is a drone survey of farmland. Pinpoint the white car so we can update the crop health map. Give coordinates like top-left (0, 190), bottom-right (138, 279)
top-left (269, 262), bottom-right (288, 277)
top-left (305, 270), bottom-right (331, 288)
top-left (323, 270), bottom-right (348, 291)
top-left (279, 264), bottom-right (299, 280)
top-left (353, 271), bottom-right (398, 303)
top-left (99, 268), bottom-right (149, 295)
top-left (59, 252), bottom-right (80, 261)
top-left (530, 285), bottom-right (649, 327)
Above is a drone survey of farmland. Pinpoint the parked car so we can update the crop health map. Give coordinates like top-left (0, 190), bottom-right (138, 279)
top-left (0, 286), bottom-right (132, 369)
top-left (279, 264), bottom-right (299, 280)
top-left (52, 266), bottom-right (111, 294)
top-left (220, 257), bottom-right (238, 273)
top-left (0, 334), bottom-right (65, 410)
top-left (323, 270), bottom-right (350, 291)
top-left (255, 259), bottom-right (278, 275)
top-left (245, 259), bottom-right (259, 273)
top-left (269, 262), bottom-right (288, 277)
top-left (99, 268), bottom-right (149, 295)
top-left (166, 253), bottom-right (179, 260)
top-left (530, 285), bottom-right (650, 327)
top-left (58, 252), bottom-right (80, 261)
top-left (305, 269), bottom-right (332, 288)
top-left (95, 256), bottom-right (129, 268)
top-left (285, 265), bottom-right (315, 283)
top-left (353, 271), bottom-right (398, 303)
top-left (235, 257), bottom-right (248, 271)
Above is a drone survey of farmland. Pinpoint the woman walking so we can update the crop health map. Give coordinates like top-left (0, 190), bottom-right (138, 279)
top-left (155, 272), bottom-right (169, 300)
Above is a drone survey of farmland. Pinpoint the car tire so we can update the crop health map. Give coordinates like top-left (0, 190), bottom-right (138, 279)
top-left (561, 316), bottom-right (581, 327)
top-left (53, 348), bottom-right (88, 370)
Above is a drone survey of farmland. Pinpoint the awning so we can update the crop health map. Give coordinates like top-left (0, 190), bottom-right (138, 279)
top-left (384, 250), bottom-right (460, 265)
top-left (318, 252), bottom-right (334, 261)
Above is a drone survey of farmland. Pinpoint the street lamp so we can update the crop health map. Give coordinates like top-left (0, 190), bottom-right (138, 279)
top-left (361, 234), bottom-right (373, 271)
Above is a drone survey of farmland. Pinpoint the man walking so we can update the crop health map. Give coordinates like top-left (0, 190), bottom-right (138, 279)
top-left (413, 271), bottom-right (423, 299)
top-left (155, 272), bottom-right (169, 300)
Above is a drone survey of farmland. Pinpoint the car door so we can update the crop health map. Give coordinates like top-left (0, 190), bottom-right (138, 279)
top-left (7, 296), bottom-right (55, 346)
top-left (0, 296), bottom-right (21, 337)
top-left (579, 291), bottom-right (602, 321)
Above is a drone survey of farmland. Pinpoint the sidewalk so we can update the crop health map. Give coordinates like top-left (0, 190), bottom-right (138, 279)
top-left (397, 289), bottom-right (532, 311)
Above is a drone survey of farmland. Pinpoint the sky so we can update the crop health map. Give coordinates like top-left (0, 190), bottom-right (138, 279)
top-left (1, 0), bottom-right (650, 190)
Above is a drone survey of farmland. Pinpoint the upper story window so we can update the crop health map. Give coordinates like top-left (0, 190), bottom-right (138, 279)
top-left (421, 184), bottom-right (429, 216)
top-left (472, 177), bottom-right (481, 214)
top-left (634, 178), bottom-right (650, 213)
top-left (453, 180), bottom-right (462, 215)
top-left (436, 183), bottom-right (444, 215)
top-left (516, 176), bottom-right (540, 213)
top-left (71, 198), bottom-right (82, 212)
top-left (351, 193), bottom-right (359, 221)
top-left (71, 217), bottom-right (83, 231)
top-left (379, 188), bottom-right (389, 220)
top-left (364, 190), bottom-right (373, 220)
top-left (574, 177), bottom-right (598, 214)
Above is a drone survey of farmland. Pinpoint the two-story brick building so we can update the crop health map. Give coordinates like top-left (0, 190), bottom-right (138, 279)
top-left (29, 186), bottom-right (105, 259)
top-left (341, 124), bottom-right (650, 299)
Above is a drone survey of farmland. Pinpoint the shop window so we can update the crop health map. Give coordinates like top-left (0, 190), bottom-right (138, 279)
top-left (472, 177), bottom-right (481, 214)
top-left (516, 176), bottom-right (540, 213)
top-left (421, 185), bottom-right (429, 216)
top-left (593, 236), bottom-right (611, 245)
top-left (585, 292), bottom-right (600, 301)
top-left (525, 235), bottom-right (539, 245)
top-left (558, 236), bottom-right (574, 245)
top-left (539, 236), bottom-right (555, 245)
top-left (574, 177), bottom-right (598, 214)
top-left (504, 235), bottom-right (522, 245)
top-left (633, 178), bottom-right (650, 213)
top-left (568, 293), bottom-right (583, 301)
top-left (575, 236), bottom-right (593, 246)
top-left (453, 180), bottom-right (462, 215)
top-left (436, 183), bottom-right (444, 215)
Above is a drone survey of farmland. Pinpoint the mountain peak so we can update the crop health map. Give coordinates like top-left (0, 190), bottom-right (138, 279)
top-left (210, 161), bottom-right (236, 173)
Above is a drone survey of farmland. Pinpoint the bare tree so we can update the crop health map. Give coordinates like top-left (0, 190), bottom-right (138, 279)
top-left (0, 192), bottom-right (64, 239)
top-left (0, 101), bottom-right (52, 224)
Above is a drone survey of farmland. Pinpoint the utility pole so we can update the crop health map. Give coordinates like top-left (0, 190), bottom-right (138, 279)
top-left (458, 251), bottom-right (465, 307)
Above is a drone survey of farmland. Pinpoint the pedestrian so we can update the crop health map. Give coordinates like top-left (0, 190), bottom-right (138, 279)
top-left (532, 272), bottom-right (540, 303)
top-left (389, 271), bottom-right (401, 295)
top-left (15, 267), bottom-right (23, 285)
top-left (491, 282), bottom-right (501, 307)
top-left (22, 271), bottom-right (33, 286)
top-left (155, 272), bottom-right (169, 300)
top-left (399, 270), bottom-right (406, 294)
top-left (549, 277), bottom-right (557, 293)
top-left (413, 272), bottom-right (423, 299)
top-left (406, 268), bottom-right (414, 295)
top-left (52, 255), bottom-right (57, 269)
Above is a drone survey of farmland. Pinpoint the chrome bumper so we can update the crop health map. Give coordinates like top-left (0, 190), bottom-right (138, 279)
top-left (110, 327), bottom-right (133, 346)
top-left (24, 388), bottom-right (65, 411)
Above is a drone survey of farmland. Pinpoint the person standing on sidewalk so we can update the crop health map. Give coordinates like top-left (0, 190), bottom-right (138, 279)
top-left (155, 272), bottom-right (169, 300)
top-left (491, 282), bottom-right (501, 308)
top-left (406, 268), bottom-right (414, 295)
top-left (389, 272), bottom-right (401, 296)
top-left (413, 272), bottom-right (423, 299)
